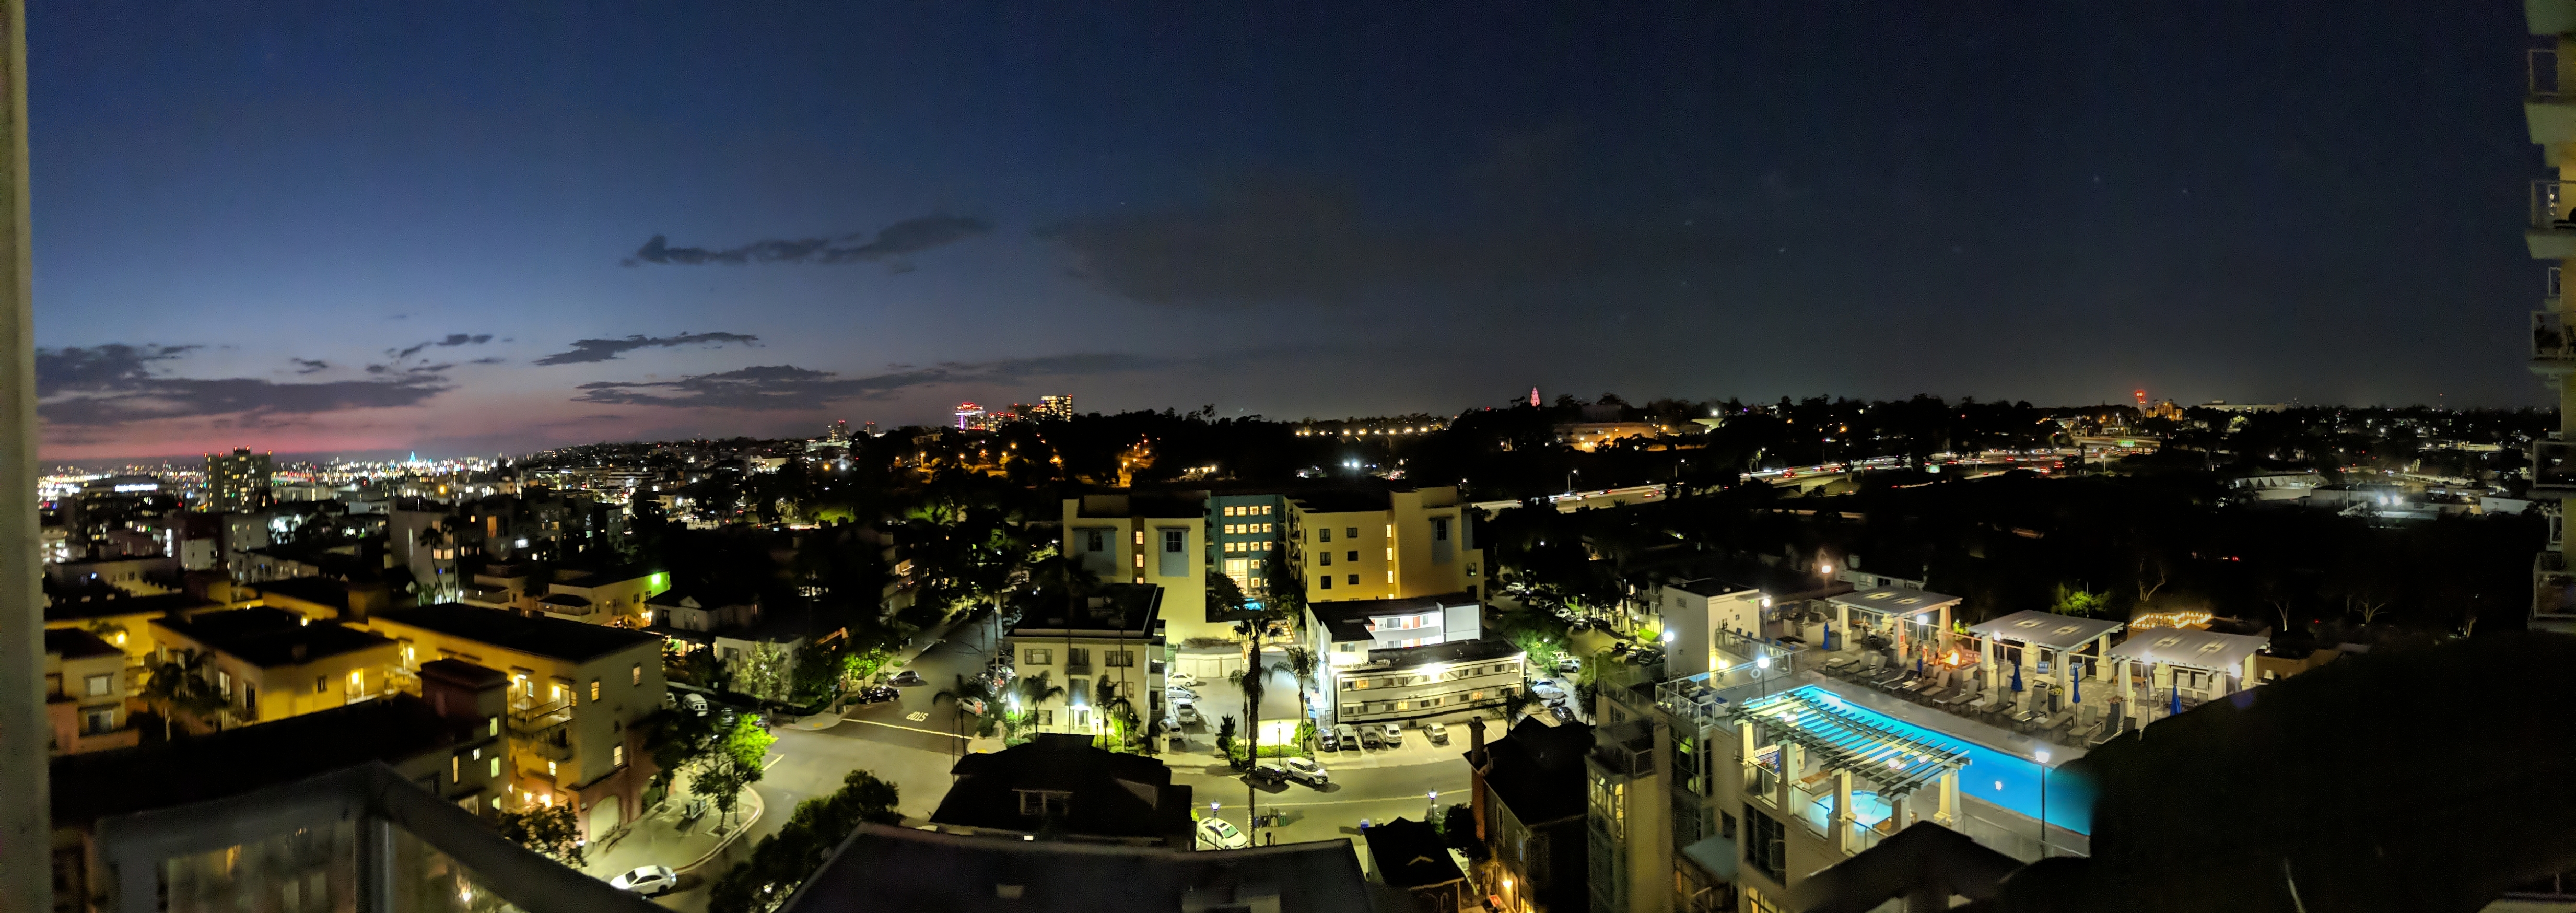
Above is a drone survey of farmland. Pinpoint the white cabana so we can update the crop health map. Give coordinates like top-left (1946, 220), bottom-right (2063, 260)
top-left (1963, 610), bottom-right (2124, 707)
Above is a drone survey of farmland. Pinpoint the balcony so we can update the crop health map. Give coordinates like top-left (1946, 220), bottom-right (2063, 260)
top-left (1588, 720), bottom-right (1654, 779)
top-left (2531, 181), bottom-right (2576, 259)
top-left (2531, 49), bottom-right (2576, 143)
top-left (86, 762), bottom-right (659, 912)
top-left (2535, 552), bottom-right (2576, 630)
top-left (2534, 440), bottom-right (2576, 498)
top-left (2539, 312), bottom-right (2576, 376)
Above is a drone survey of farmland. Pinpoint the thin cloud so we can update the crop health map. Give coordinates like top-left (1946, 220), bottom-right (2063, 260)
top-left (289, 358), bottom-right (331, 374)
top-left (572, 354), bottom-right (1161, 411)
top-left (624, 215), bottom-right (991, 267)
top-left (38, 344), bottom-right (449, 427)
top-left (391, 333), bottom-right (496, 360)
top-left (534, 332), bottom-right (759, 366)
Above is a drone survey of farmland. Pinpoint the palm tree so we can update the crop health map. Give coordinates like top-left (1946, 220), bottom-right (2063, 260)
top-left (1281, 646), bottom-right (1318, 711)
top-left (139, 649), bottom-right (228, 739)
top-left (1008, 672), bottom-right (1066, 738)
top-left (932, 674), bottom-right (996, 744)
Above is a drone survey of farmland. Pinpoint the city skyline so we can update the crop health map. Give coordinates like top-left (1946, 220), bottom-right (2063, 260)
top-left (28, 3), bottom-right (2547, 460)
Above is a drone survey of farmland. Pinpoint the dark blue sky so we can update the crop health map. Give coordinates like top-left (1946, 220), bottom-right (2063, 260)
top-left (25, 2), bottom-right (2543, 458)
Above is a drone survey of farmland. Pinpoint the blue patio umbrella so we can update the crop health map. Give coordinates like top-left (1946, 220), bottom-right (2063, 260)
top-left (2071, 675), bottom-right (2081, 704)
top-left (2009, 665), bottom-right (2023, 692)
top-left (2169, 687), bottom-right (2182, 717)
top-left (1915, 654), bottom-right (1925, 675)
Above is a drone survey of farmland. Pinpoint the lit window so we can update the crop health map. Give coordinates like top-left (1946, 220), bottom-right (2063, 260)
top-left (451, 756), bottom-right (461, 783)
top-left (548, 760), bottom-right (557, 777)
top-left (590, 680), bottom-right (602, 701)
top-left (489, 757), bottom-right (501, 778)
top-left (613, 745), bottom-right (626, 767)
top-left (632, 663), bottom-right (643, 685)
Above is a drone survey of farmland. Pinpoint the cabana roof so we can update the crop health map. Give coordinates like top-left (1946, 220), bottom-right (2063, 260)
top-left (2106, 627), bottom-right (2268, 672)
top-left (1964, 610), bottom-right (2123, 651)
top-left (1827, 587), bottom-right (1961, 618)
top-left (1729, 688), bottom-right (1969, 800)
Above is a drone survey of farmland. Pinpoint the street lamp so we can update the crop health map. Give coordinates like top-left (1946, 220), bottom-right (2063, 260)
top-left (2034, 749), bottom-right (2051, 858)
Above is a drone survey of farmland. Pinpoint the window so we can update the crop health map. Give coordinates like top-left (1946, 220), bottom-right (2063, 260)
top-left (1025, 648), bottom-right (1052, 665)
top-left (632, 663), bottom-right (643, 685)
top-left (1319, 552), bottom-right (1333, 567)
top-left (83, 707), bottom-right (115, 735)
top-left (1086, 530), bottom-right (1105, 551)
top-left (1319, 528), bottom-right (1332, 543)
top-left (84, 674), bottom-right (111, 697)
top-left (1432, 517), bottom-right (1449, 541)
top-left (1107, 650), bottom-right (1135, 668)
top-left (1133, 530), bottom-right (1145, 546)
top-left (613, 745), bottom-right (626, 767)
top-left (1067, 648), bottom-right (1091, 668)
top-left (1037, 710), bottom-right (1055, 725)
top-left (1387, 570), bottom-right (1395, 584)
top-left (349, 669), bottom-right (364, 695)
top-left (1018, 790), bottom-right (1073, 817)
top-left (547, 760), bottom-right (558, 777)
top-left (452, 755), bottom-right (462, 783)
top-left (1347, 526), bottom-right (1360, 539)
top-left (1320, 576), bottom-right (1333, 590)
top-left (488, 716), bottom-right (499, 736)
top-left (1348, 574), bottom-right (1361, 586)
top-left (1346, 550), bottom-right (1359, 562)
top-left (1164, 529), bottom-right (1184, 552)
top-left (315, 675), bottom-right (329, 695)
top-left (590, 680), bottom-right (602, 701)
top-left (1744, 806), bottom-right (1787, 884)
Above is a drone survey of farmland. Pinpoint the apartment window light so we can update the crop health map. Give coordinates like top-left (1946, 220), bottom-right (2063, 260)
top-left (590, 680), bottom-right (602, 701)
top-left (489, 757), bottom-right (501, 778)
top-left (548, 760), bottom-right (557, 777)
top-left (613, 745), bottom-right (625, 767)
top-left (632, 663), bottom-right (643, 685)
top-left (451, 756), bottom-right (461, 783)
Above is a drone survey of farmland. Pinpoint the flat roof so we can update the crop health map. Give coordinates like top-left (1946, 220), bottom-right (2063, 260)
top-left (371, 603), bottom-right (662, 664)
top-left (50, 694), bottom-right (473, 828)
top-left (1360, 637), bottom-right (1521, 672)
top-left (45, 627), bottom-right (121, 660)
top-left (151, 608), bottom-right (395, 668)
top-left (781, 824), bottom-right (1374, 913)
top-left (1965, 610), bottom-right (2124, 650)
top-left (1671, 577), bottom-right (1762, 599)
top-left (1828, 587), bottom-right (1962, 617)
top-left (44, 591), bottom-right (216, 622)
top-left (2107, 627), bottom-right (2268, 672)
top-left (1008, 583), bottom-right (1163, 637)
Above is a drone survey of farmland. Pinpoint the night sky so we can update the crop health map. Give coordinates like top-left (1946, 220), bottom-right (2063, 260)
top-left (25, 3), bottom-right (2546, 459)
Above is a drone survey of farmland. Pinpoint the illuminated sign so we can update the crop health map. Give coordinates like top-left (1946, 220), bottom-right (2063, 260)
top-left (112, 483), bottom-right (158, 493)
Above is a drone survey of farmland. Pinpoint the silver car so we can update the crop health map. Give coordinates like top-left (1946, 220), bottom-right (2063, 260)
top-left (608, 865), bottom-right (676, 896)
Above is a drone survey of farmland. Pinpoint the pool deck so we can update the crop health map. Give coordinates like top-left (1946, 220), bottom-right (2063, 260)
top-left (1792, 670), bottom-right (2094, 858)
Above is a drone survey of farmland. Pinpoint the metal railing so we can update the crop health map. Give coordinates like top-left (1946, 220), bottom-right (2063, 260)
top-left (2535, 551), bottom-right (2576, 621)
top-left (2539, 311), bottom-right (2576, 362)
top-left (2533, 441), bottom-right (2576, 495)
top-left (90, 762), bottom-right (660, 913)
top-left (2535, 181), bottom-right (2576, 230)
top-left (1589, 721), bottom-right (1654, 778)
top-left (2536, 48), bottom-right (2567, 100)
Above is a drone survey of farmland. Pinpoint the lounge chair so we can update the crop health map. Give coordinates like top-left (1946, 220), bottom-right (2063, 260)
top-left (1821, 656), bottom-right (1855, 671)
top-left (1936, 678), bottom-right (1981, 707)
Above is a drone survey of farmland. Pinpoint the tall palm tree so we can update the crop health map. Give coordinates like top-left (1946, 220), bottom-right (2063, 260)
top-left (932, 674), bottom-right (996, 745)
top-left (139, 649), bottom-right (227, 739)
top-left (1008, 672), bottom-right (1066, 737)
top-left (1280, 646), bottom-right (1318, 716)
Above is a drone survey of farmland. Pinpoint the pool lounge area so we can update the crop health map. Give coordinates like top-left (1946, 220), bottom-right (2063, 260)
top-left (1742, 684), bottom-right (2093, 836)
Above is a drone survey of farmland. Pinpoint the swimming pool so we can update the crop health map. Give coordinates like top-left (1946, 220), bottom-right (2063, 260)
top-left (1775, 685), bottom-right (2092, 835)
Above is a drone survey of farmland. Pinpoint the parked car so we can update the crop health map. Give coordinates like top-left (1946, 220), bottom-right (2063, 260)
top-left (889, 670), bottom-right (926, 687)
top-left (1556, 657), bottom-right (1582, 673)
top-left (1317, 725), bottom-right (1341, 752)
top-left (1248, 764), bottom-right (1289, 786)
top-left (1424, 722), bottom-right (1450, 746)
top-left (1549, 704), bottom-right (1577, 723)
top-left (1379, 723), bottom-right (1404, 747)
top-left (1358, 725), bottom-right (1385, 749)
top-left (1333, 723), bottom-right (1360, 751)
top-left (854, 685), bottom-right (899, 705)
top-left (1166, 685), bottom-right (1198, 700)
top-left (608, 865), bottom-right (677, 897)
top-left (681, 692), bottom-right (708, 716)
top-left (1166, 672), bottom-right (1202, 688)
top-left (1196, 816), bottom-right (1250, 850)
top-left (1280, 757), bottom-right (1329, 786)
top-left (1530, 681), bottom-right (1567, 701)
top-left (1175, 702), bottom-right (1201, 725)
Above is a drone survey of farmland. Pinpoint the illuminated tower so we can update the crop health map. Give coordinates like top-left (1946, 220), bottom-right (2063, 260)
top-left (2528, 7), bottom-right (2576, 633)
top-left (204, 447), bottom-right (273, 513)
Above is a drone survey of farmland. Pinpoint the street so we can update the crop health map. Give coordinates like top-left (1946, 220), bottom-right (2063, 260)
top-left (646, 615), bottom-right (1479, 907)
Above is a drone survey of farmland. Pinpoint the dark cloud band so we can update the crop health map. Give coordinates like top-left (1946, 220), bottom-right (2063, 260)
top-left (625, 215), bottom-right (991, 267)
top-left (533, 332), bottom-right (760, 366)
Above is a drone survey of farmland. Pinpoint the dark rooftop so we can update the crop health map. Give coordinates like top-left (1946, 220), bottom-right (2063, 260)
top-left (255, 575), bottom-right (354, 611)
top-left (418, 657), bottom-right (508, 689)
top-left (1362, 636), bottom-right (1522, 673)
top-left (371, 603), bottom-right (662, 664)
top-left (50, 693), bottom-right (477, 828)
top-left (1671, 577), bottom-right (1762, 599)
top-left (1361, 817), bottom-right (1465, 889)
top-left (930, 733), bottom-right (1190, 841)
top-left (1470, 717), bottom-right (1594, 825)
top-left (44, 627), bottom-right (121, 660)
top-left (780, 824), bottom-right (1380, 913)
top-left (151, 608), bottom-right (394, 668)
top-left (1009, 583), bottom-right (1163, 637)
top-left (42, 590), bottom-right (216, 623)
top-left (1309, 592), bottom-right (1478, 643)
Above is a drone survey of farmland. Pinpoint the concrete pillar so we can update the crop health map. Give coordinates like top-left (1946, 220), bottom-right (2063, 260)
top-left (1981, 635), bottom-right (1996, 692)
top-left (1936, 605), bottom-right (1952, 650)
top-left (2242, 653), bottom-right (2257, 693)
top-left (1738, 722), bottom-right (1759, 792)
top-left (2058, 646), bottom-right (2072, 708)
top-left (1837, 604), bottom-right (1849, 650)
top-left (1832, 770), bottom-right (1854, 853)
top-left (1889, 792), bottom-right (1910, 835)
top-left (1938, 769), bottom-right (1959, 825)
top-left (1778, 742), bottom-right (1804, 809)
top-left (0, 1), bottom-right (48, 906)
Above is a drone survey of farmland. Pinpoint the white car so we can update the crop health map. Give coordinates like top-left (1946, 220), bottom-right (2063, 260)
top-left (1175, 703), bottom-right (1201, 725)
top-left (1196, 816), bottom-right (1250, 850)
top-left (1280, 756), bottom-right (1329, 786)
top-left (1380, 723), bottom-right (1404, 747)
top-left (1166, 673), bottom-right (1202, 688)
top-left (608, 865), bottom-right (676, 896)
top-left (1166, 685), bottom-right (1199, 700)
top-left (1530, 681), bottom-right (1567, 701)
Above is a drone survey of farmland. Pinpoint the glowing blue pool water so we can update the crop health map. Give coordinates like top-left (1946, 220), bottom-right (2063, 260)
top-left (1781, 684), bottom-right (2092, 835)
top-left (1802, 790), bottom-right (1893, 833)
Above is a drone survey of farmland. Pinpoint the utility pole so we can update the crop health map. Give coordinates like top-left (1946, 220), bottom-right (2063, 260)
top-left (0, 2), bottom-right (45, 907)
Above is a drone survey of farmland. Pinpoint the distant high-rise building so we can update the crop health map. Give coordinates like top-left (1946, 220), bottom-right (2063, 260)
top-left (861, 421), bottom-right (879, 437)
top-left (1038, 394), bottom-right (1073, 420)
top-left (204, 448), bottom-right (273, 513)
top-left (954, 402), bottom-right (989, 431)
top-left (1529, 387), bottom-right (1540, 407)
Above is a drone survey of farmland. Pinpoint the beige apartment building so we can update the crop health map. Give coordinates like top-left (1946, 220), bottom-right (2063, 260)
top-left (43, 629), bottom-right (138, 756)
top-left (1286, 486), bottom-right (1485, 606)
top-left (362, 603), bottom-right (665, 838)
top-left (148, 607), bottom-right (402, 732)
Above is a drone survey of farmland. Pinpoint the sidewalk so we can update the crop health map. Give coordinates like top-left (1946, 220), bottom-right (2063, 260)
top-left (786, 608), bottom-right (984, 731)
top-left (582, 780), bottom-right (766, 879)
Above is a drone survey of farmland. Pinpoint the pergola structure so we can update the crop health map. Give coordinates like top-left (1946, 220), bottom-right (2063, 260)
top-left (2104, 627), bottom-right (2269, 722)
top-left (1962, 611), bottom-right (2123, 709)
top-left (1729, 689), bottom-right (1969, 855)
top-left (1825, 587), bottom-right (1962, 662)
